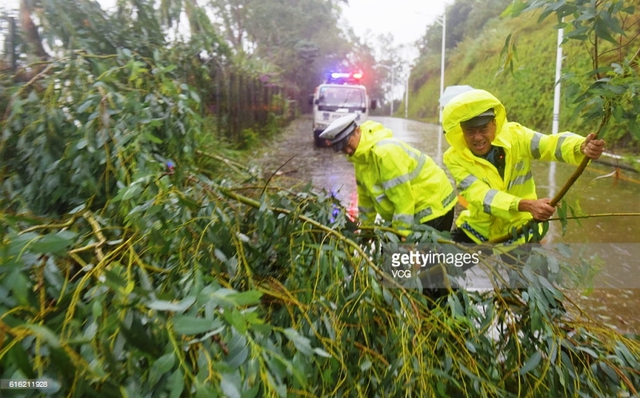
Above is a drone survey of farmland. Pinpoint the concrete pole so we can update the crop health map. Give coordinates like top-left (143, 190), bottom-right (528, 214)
top-left (405, 76), bottom-right (409, 118)
top-left (548, 24), bottom-right (564, 243)
top-left (390, 67), bottom-right (394, 116)
top-left (552, 24), bottom-right (564, 135)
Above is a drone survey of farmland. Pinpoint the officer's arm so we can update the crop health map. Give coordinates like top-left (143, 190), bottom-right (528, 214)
top-left (523, 126), bottom-right (588, 165)
top-left (444, 155), bottom-right (521, 220)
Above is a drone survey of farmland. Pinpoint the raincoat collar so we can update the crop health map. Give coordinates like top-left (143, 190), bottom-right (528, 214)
top-left (442, 89), bottom-right (510, 159)
top-left (348, 121), bottom-right (393, 165)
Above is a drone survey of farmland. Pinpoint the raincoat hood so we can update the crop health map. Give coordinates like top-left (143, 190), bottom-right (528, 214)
top-left (348, 120), bottom-right (393, 164)
top-left (442, 89), bottom-right (508, 156)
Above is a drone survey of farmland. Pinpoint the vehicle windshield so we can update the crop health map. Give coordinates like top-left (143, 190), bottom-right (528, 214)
top-left (318, 86), bottom-right (365, 108)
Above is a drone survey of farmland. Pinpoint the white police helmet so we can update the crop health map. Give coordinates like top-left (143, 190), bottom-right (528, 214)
top-left (319, 114), bottom-right (358, 146)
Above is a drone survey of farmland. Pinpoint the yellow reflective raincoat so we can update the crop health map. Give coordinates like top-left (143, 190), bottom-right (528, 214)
top-left (443, 89), bottom-right (588, 243)
top-left (348, 120), bottom-right (457, 235)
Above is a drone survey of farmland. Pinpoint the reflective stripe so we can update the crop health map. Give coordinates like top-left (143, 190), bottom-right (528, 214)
top-left (377, 139), bottom-right (400, 147)
top-left (375, 193), bottom-right (387, 203)
top-left (415, 207), bottom-right (433, 220)
top-left (441, 190), bottom-right (457, 207)
top-left (461, 222), bottom-right (519, 244)
top-left (508, 171), bottom-right (532, 190)
top-left (381, 152), bottom-right (427, 190)
top-left (514, 161), bottom-right (525, 171)
top-left (555, 134), bottom-right (569, 162)
top-left (483, 189), bottom-right (499, 215)
top-left (461, 222), bottom-right (487, 242)
top-left (458, 175), bottom-right (478, 191)
top-left (531, 132), bottom-right (543, 159)
top-left (393, 213), bottom-right (413, 225)
top-left (377, 139), bottom-right (422, 161)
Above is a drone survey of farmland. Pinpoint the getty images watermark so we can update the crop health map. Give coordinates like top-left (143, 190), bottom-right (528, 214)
top-left (389, 250), bottom-right (482, 278)
top-left (382, 243), bottom-right (484, 288)
top-left (383, 242), bottom-right (640, 290)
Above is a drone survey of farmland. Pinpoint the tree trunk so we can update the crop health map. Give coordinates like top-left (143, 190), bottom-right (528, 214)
top-left (20, 0), bottom-right (48, 60)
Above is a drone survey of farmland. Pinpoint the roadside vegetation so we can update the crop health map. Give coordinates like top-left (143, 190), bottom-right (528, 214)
top-left (1, 0), bottom-right (639, 396)
top-left (409, 0), bottom-right (640, 155)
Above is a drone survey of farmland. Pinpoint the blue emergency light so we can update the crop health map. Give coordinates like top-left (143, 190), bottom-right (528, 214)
top-left (326, 71), bottom-right (363, 84)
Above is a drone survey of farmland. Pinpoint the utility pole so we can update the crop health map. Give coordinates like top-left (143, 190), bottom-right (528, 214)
top-left (552, 22), bottom-right (564, 136)
top-left (374, 64), bottom-right (394, 116)
top-left (404, 75), bottom-right (409, 118)
top-left (548, 22), bottom-right (564, 244)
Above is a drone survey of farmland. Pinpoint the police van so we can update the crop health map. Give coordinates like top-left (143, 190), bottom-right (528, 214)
top-left (309, 71), bottom-right (377, 146)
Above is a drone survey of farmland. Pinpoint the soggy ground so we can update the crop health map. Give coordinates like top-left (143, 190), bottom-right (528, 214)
top-left (255, 115), bottom-right (640, 334)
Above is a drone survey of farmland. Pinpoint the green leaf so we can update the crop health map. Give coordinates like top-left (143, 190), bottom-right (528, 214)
top-left (224, 309), bottom-right (248, 334)
top-left (359, 357), bottom-right (372, 371)
top-left (22, 324), bottom-right (61, 349)
top-left (143, 131), bottom-right (163, 143)
top-left (538, 276), bottom-right (557, 294)
top-left (173, 315), bottom-right (219, 335)
top-left (219, 373), bottom-right (241, 398)
top-left (122, 184), bottom-right (143, 201)
top-left (283, 328), bottom-right (313, 356)
top-left (313, 347), bottom-right (331, 358)
top-left (30, 231), bottom-right (77, 255)
top-left (519, 351), bottom-right (542, 375)
top-left (576, 346), bottom-right (599, 359)
top-left (210, 288), bottom-right (263, 308)
top-left (7, 343), bottom-right (35, 379)
top-left (149, 353), bottom-right (175, 385)
top-left (3, 269), bottom-right (31, 306)
top-left (447, 294), bottom-right (465, 319)
top-left (77, 100), bottom-right (94, 113)
top-left (225, 331), bottom-right (249, 369)
top-left (599, 361), bottom-right (619, 384)
top-left (214, 249), bottom-right (228, 262)
top-left (167, 368), bottom-right (184, 398)
top-left (147, 296), bottom-right (196, 313)
top-left (465, 341), bottom-right (476, 354)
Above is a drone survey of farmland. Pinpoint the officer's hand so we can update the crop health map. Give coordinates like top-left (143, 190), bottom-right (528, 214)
top-left (580, 133), bottom-right (605, 160)
top-left (518, 198), bottom-right (555, 221)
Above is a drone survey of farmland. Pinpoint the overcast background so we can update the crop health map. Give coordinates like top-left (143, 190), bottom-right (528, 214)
top-left (342, 0), bottom-right (446, 56)
top-left (2, 0), bottom-right (447, 61)
top-left (0, 0), bottom-right (449, 103)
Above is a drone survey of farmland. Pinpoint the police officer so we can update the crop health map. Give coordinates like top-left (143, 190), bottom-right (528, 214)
top-left (442, 89), bottom-right (605, 244)
top-left (319, 114), bottom-right (457, 236)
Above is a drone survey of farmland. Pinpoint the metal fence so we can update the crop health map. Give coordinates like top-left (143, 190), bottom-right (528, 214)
top-left (208, 69), bottom-right (298, 143)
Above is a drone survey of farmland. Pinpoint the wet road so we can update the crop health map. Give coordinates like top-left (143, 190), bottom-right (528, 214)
top-left (257, 115), bottom-right (640, 333)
